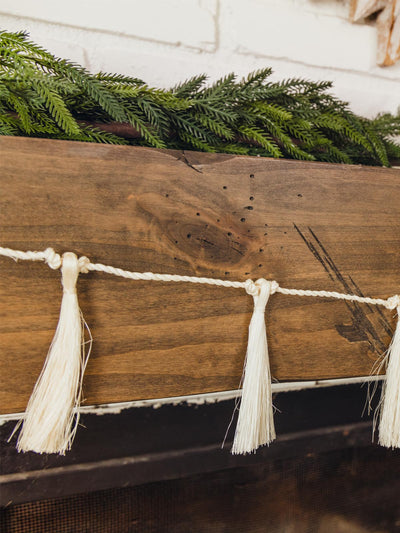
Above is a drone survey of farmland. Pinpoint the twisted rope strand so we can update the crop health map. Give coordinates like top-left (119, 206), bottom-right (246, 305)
top-left (0, 247), bottom-right (61, 269)
top-left (0, 246), bottom-right (398, 310)
top-left (276, 287), bottom-right (399, 310)
top-left (87, 262), bottom-right (247, 289)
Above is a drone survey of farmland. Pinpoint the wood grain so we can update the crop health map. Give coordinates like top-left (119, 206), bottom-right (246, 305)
top-left (0, 137), bottom-right (399, 414)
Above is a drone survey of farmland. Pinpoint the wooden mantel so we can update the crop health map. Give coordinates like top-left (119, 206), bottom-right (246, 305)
top-left (0, 137), bottom-right (399, 414)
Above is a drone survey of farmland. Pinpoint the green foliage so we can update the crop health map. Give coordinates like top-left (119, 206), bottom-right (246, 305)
top-left (1, 30), bottom-right (399, 166)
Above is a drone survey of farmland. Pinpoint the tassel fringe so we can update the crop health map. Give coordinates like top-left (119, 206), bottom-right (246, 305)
top-left (378, 299), bottom-right (400, 448)
top-left (15, 252), bottom-right (91, 455)
top-left (231, 278), bottom-right (277, 454)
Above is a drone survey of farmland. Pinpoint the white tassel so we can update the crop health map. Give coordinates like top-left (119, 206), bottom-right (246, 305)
top-left (232, 278), bottom-right (278, 454)
top-left (378, 297), bottom-right (400, 448)
top-left (15, 252), bottom-right (91, 454)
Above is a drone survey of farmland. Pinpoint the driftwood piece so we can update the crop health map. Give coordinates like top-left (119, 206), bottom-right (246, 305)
top-left (350, 0), bottom-right (400, 66)
top-left (0, 137), bottom-right (399, 414)
top-left (350, 0), bottom-right (387, 20)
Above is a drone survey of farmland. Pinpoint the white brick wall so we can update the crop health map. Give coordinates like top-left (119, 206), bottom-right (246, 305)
top-left (1, 0), bottom-right (399, 118)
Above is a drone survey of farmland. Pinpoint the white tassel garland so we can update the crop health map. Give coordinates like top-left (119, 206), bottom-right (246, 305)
top-left (378, 297), bottom-right (400, 448)
top-left (1, 246), bottom-right (399, 455)
top-left (16, 252), bottom-right (91, 454)
top-left (232, 278), bottom-right (278, 454)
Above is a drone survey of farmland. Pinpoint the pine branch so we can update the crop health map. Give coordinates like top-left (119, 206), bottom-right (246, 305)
top-left (239, 126), bottom-right (283, 158)
top-left (0, 30), bottom-right (399, 166)
top-left (172, 75), bottom-right (207, 98)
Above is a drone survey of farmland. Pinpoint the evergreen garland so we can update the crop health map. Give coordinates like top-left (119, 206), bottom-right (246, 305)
top-left (1, 30), bottom-right (400, 166)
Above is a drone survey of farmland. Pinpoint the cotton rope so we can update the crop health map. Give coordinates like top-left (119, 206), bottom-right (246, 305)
top-left (1, 246), bottom-right (399, 454)
top-left (1, 247), bottom-right (396, 309)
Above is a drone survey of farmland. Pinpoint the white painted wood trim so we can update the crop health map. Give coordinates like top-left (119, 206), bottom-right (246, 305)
top-left (0, 375), bottom-right (383, 424)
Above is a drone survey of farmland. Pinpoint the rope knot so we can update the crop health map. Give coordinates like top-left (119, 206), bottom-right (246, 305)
top-left (43, 248), bottom-right (62, 270)
top-left (245, 279), bottom-right (258, 296)
top-left (270, 280), bottom-right (280, 294)
top-left (245, 278), bottom-right (279, 297)
top-left (245, 278), bottom-right (278, 313)
top-left (78, 256), bottom-right (91, 274)
top-left (386, 294), bottom-right (400, 311)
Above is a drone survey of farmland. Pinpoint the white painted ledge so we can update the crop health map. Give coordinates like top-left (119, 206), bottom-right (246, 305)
top-left (0, 375), bottom-right (383, 424)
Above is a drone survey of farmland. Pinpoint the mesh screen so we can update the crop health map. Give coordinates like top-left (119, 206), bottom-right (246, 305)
top-left (1, 446), bottom-right (400, 533)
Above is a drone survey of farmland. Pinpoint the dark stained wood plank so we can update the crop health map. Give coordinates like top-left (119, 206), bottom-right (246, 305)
top-left (0, 136), bottom-right (399, 414)
top-left (2, 444), bottom-right (400, 529)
